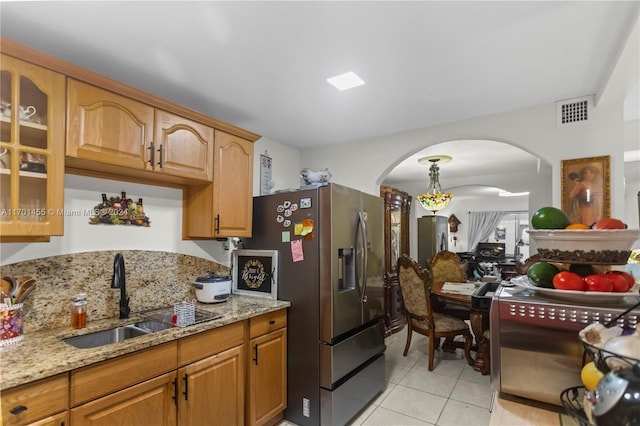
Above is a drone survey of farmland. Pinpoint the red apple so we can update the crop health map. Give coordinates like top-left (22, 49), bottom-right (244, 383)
top-left (591, 218), bottom-right (627, 229)
top-left (584, 275), bottom-right (613, 292)
top-left (604, 273), bottom-right (631, 292)
top-left (604, 271), bottom-right (634, 291)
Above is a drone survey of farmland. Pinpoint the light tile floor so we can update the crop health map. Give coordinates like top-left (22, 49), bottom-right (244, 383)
top-left (280, 328), bottom-right (494, 426)
top-left (349, 329), bottom-right (493, 426)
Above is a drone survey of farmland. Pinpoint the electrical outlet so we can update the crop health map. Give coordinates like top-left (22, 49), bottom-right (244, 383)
top-left (303, 398), bottom-right (310, 417)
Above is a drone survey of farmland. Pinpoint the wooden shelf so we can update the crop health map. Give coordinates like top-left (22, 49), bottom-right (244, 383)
top-left (0, 167), bottom-right (47, 178)
top-left (0, 116), bottom-right (47, 131)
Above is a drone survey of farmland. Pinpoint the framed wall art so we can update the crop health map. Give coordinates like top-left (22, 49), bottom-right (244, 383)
top-left (561, 155), bottom-right (610, 226)
top-left (232, 249), bottom-right (278, 299)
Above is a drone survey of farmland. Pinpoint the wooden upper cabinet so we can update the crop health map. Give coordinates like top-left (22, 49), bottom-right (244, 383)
top-left (2, 38), bottom-right (260, 240)
top-left (213, 130), bottom-right (253, 237)
top-left (0, 54), bottom-right (65, 241)
top-left (154, 110), bottom-right (213, 181)
top-left (67, 79), bottom-right (153, 170)
top-left (183, 129), bottom-right (254, 239)
top-left (67, 80), bottom-right (214, 183)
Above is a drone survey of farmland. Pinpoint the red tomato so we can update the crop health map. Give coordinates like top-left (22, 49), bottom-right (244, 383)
top-left (605, 271), bottom-right (635, 288)
top-left (552, 271), bottom-right (586, 291)
top-left (591, 218), bottom-right (627, 229)
top-left (584, 275), bottom-right (613, 292)
top-left (604, 272), bottom-right (632, 292)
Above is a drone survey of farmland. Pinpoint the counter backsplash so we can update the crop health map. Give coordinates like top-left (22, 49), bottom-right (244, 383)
top-left (1, 250), bottom-right (229, 332)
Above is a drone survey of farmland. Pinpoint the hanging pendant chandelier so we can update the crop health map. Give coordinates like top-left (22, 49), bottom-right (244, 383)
top-left (416, 155), bottom-right (454, 214)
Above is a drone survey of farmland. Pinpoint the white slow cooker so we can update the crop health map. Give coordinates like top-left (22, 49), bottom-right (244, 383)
top-left (193, 272), bottom-right (231, 303)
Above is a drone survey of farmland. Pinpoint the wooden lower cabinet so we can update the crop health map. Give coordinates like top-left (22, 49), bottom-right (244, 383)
top-left (3, 313), bottom-right (287, 426)
top-left (1, 374), bottom-right (68, 426)
top-left (70, 342), bottom-right (177, 407)
top-left (247, 328), bottom-right (287, 426)
top-left (179, 344), bottom-right (245, 426)
top-left (70, 372), bottom-right (177, 426)
top-left (247, 310), bottom-right (287, 426)
top-left (28, 411), bottom-right (68, 426)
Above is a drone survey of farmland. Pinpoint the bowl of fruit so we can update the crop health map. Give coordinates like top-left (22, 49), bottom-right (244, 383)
top-left (512, 264), bottom-right (639, 302)
top-left (527, 207), bottom-right (640, 264)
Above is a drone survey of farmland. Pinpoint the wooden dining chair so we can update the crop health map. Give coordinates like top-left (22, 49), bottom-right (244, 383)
top-left (430, 250), bottom-right (468, 284)
top-left (396, 254), bottom-right (474, 371)
top-left (429, 250), bottom-right (471, 322)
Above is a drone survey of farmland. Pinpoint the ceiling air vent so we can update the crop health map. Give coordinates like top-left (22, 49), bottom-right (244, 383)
top-left (556, 95), bottom-right (593, 126)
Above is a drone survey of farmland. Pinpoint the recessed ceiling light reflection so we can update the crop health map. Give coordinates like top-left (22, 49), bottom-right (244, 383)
top-left (326, 71), bottom-right (365, 91)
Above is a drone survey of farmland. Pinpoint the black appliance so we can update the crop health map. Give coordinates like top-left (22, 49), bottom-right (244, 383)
top-left (475, 242), bottom-right (505, 262)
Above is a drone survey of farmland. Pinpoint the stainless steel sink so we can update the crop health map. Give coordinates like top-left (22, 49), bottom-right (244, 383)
top-left (133, 320), bottom-right (174, 333)
top-left (62, 306), bottom-right (222, 349)
top-left (142, 306), bottom-right (222, 326)
top-left (63, 325), bottom-right (151, 349)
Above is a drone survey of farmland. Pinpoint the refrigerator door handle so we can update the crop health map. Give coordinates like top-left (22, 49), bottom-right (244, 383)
top-left (358, 211), bottom-right (369, 304)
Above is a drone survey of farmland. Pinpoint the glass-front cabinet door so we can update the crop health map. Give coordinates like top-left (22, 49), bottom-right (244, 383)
top-left (0, 54), bottom-right (65, 240)
top-left (390, 209), bottom-right (402, 270)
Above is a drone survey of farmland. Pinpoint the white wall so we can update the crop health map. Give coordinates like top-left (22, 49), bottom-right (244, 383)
top-left (1, 175), bottom-right (230, 265)
top-left (624, 119), bottom-right (640, 237)
top-left (252, 137), bottom-right (302, 194)
top-left (302, 100), bottom-right (626, 217)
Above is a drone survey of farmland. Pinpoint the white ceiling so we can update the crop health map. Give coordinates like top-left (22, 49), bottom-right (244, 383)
top-left (1, 1), bottom-right (638, 185)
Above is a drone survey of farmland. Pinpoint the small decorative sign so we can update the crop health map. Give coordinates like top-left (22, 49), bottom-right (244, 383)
top-left (232, 249), bottom-right (278, 299)
top-left (89, 192), bottom-right (151, 226)
top-left (260, 151), bottom-right (273, 195)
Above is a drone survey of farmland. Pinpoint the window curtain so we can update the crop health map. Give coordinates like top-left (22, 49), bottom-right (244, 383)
top-left (468, 211), bottom-right (504, 253)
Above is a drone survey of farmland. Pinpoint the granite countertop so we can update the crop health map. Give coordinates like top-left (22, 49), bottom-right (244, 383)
top-left (0, 295), bottom-right (290, 391)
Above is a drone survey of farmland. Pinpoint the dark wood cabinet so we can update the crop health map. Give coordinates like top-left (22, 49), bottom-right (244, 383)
top-left (380, 185), bottom-right (411, 336)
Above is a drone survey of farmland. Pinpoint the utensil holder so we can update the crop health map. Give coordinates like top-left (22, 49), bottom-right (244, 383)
top-left (173, 301), bottom-right (195, 327)
top-left (1, 303), bottom-right (24, 346)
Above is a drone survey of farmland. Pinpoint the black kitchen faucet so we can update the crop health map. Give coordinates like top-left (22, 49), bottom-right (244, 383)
top-left (111, 253), bottom-right (130, 319)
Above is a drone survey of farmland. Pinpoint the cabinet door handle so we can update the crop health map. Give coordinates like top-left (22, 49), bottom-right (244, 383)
top-left (9, 405), bottom-right (27, 415)
top-left (148, 142), bottom-right (155, 166)
top-left (269, 320), bottom-right (276, 325)
top-left (157, 144), bottom-right (163, 168)
top-left (253, 343), bottom-right (258, 365)
top-left (172, 377), bottom-right (178, 406)
top-left (214, 214), bottom-right (220, 234)
top-left (182, 373), bottom-right (189, 400)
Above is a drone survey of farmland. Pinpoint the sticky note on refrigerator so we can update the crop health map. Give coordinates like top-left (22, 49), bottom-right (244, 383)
top-left (282, 231), bottom-right (290, 242)
top-left (294, 223), bottom-right (303, 236)
top-left (291, 239), bottom-right (304, 262)
top-left (301, 219), bottom-right (313, 236)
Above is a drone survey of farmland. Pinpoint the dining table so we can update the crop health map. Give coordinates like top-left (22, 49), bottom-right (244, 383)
top-left (431, 280), bottom-right (493, 374)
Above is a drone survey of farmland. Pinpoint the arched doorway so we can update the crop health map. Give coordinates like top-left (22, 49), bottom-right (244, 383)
top-left (380, 139), bottom-right (552, 262)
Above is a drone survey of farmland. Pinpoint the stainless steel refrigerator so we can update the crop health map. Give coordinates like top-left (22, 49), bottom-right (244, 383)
top-left (417, 215), bottom-right (449, 268)
top-left (246, 183), bottom-right (386, 426)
